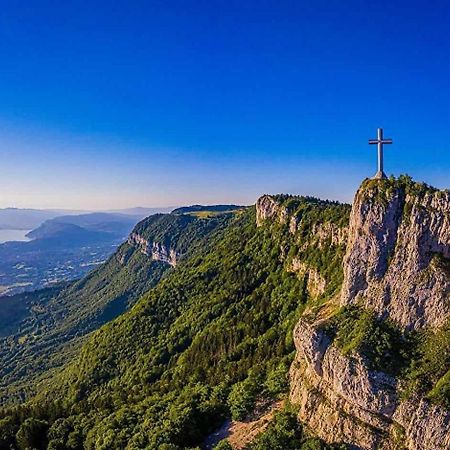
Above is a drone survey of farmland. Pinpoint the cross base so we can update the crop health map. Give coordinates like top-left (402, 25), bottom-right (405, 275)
top-left (373, 170), bottom-right (387, 180)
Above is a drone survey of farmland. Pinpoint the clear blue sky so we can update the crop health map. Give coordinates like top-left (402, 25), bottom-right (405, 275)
top-left (1, 0), bottom-right (450, 209)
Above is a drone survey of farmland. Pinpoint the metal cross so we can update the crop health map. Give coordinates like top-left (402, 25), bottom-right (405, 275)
top-left (368, 128), bottom-right (393, 179)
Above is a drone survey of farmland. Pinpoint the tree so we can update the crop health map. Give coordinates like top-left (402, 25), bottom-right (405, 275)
top-left (16, 418), bottom-right (48, 450)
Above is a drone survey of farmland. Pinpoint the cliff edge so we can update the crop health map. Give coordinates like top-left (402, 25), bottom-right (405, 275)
top-left (289, 177), bottom-right (450, 450)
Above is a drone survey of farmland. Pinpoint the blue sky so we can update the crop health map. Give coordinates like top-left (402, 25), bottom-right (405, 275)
top-left (1, 0), bottom-right (450, 209)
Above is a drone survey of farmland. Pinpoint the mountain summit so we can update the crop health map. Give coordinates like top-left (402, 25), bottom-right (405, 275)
top-left (290, 176), bottom-right (450, 450)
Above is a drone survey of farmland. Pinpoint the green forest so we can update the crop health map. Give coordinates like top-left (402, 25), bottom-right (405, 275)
top-left (0, 197), bottom-right (351, 449)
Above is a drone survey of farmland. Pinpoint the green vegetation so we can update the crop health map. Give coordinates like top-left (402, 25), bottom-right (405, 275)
top-left (322, 306), bottom-right (414, 376)
top-left (0, 212), bottom-right (230, 404)
top-left (360, 174), bottom-right (443, 224)
top-left (361, 174), bottom-right (438, 201)
top-left (246, 410), bottom-right (349, 450)
top-left (403, 320), bottom-right (450, 408)
top-left (322, 305), bottom-right (450, 409)
top-left (0, 197), bottom-right (350, 449)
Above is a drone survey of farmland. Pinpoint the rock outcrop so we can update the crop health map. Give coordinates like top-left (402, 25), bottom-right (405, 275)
top-left (341, 180), bottom-right (450, 331)
top-left (128, 232), bottom-right (178, 267)
top-left (310, 222), bottom-right (348, 249)
top-left (256, 195), bottom-right (288, 227)
top-left (290, 320), bottom-right (450, 450)
top-left (288, 258), bottom-right (327, 297)
top-left (289, 178), bottom-right (450, 450)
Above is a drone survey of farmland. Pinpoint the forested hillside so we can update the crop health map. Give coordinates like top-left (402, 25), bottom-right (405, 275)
top-left (0, 212), bottom-right (231, 404)
top-left (0, 196), bottom-right (350, 449)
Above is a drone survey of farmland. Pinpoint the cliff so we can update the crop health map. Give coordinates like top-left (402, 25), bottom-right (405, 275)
top-left (341, 178), bottom-right (450, 330)
top-left (128, 232), bottom-right (179, 266)
top-left (289, 177), bottom-right (450, 450)
top-left (256, 194), bottom-right (350, 301)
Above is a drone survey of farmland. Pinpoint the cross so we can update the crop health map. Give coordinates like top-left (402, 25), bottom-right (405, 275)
top-left (368, 128), bottom-right (393, 179)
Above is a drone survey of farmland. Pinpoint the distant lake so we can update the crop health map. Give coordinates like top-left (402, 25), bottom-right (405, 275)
top-left (0, 229), bottom-right (32, 244)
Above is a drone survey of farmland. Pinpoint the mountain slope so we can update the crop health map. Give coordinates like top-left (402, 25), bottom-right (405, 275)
top-left (0, 195), bottom-right (350, 449)
top-left (0, 211), bottom-right (231, 404)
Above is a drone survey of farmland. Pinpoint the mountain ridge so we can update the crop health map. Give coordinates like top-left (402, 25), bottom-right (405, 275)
top-left (0, 178), bottom-right (448, 449)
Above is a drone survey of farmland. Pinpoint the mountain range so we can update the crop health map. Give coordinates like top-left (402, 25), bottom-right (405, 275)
top-left (0, 207), bottom-right (174, 231)
top-left (0, 178), bottom-right (448, 449)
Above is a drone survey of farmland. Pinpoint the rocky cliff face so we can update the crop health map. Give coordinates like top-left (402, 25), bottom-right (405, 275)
top-left (256, 195), bottom-right (289, 227)
top-left (255, 194), bottom-right (350, 301)
top-left (288, 258), bottom-right (327, 297)
top-left (128, 232), bottom-right (179, 267)
top-left (289, 178), bottom-right (450, 450)
top-left (341, 180), bottom-right (450, 331)
top-left (290, 318), bottom-right (450, 450)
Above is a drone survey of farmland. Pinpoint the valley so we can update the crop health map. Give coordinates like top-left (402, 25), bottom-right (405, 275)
top-left (0, 212), bottom-right (145, 296)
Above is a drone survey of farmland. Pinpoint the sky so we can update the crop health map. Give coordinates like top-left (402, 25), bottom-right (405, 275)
top-left (1, 0), bottom-right (450, 209)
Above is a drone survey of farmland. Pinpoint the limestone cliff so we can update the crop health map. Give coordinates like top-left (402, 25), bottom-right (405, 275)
top-left (256, 195), bottom-right (289, 227)
top-left (288, 258), bottom-right (327, 297)
top-left (255, 193), bottom-right (350, 300)
top-left (289, 177), bottom-right (450, 450)
top-left (128, 232), bottom-right (179, 266)
top-left (341, 178), bottom-right (450, 331)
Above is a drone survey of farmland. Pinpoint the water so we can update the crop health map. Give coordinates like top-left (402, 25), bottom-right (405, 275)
top-left (0, 229), bottom-right (32, 244)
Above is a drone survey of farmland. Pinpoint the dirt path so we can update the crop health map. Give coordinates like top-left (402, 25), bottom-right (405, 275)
top-left (203, 399), bottom-right (283, 449)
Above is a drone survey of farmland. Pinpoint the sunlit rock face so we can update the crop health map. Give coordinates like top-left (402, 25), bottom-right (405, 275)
top-left (289, 179), bottom-right (450, 450)
top-left (341, 181), bottom-right (450, 331)
top-left (128, 232), bottom-right (178, 266)
top-left (289, 319), bottom-right (450, 450)
top-left (256, 195), bottom-right (289, 227)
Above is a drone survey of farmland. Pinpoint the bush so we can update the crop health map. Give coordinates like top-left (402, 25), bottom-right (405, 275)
top-left (265, 363), bottom-right (289, 397)
top-left (214, 440), bottom-right (233, 450)
top-left (248, 411), bottom-right (302, 450)
top-left (323, 306), bottom-right (413, 376)
top-left (228, 377), bottom-right (258, 421)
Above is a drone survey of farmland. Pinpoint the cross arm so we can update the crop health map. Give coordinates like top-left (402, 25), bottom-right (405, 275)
top-left (368, 139), bottom-right (393, 144)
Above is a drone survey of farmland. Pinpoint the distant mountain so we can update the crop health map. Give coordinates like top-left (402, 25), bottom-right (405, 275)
top-left (28, 212), bottom-right (137, 241)
top-left (0, 208), bottom-right (78, 230)
top-left (0, 207), bottom-right (173, 232)
top-left (25, 222), bottom-right (113, 245)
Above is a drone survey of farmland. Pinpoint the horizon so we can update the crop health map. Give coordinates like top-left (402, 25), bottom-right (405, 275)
top-left (0, 172), bottom-right (444, 211)
top-left (2, 1), bottom-right (450, 209)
